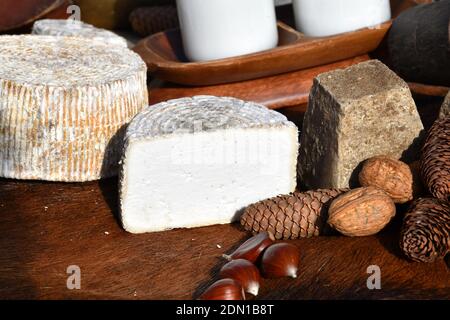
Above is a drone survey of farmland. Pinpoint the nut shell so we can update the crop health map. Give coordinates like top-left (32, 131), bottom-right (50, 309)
top-left (359, 155), bottom-right (413, 203)
top-left (219, 259), bottom-right (260, 296)
top-left (260, 243), bottom-right (300, 279)
top-left (328, 187), bottom-right (396, 237)
top-left (198, 278), bottom-right (245, 300)
top-left (223, 231), bottom-right (274, 263)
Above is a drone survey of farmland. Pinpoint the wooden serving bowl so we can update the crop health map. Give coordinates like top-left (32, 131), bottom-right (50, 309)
top-left (134, 21), bottom-right (391, 86)
top-left (133, 0), bottom-right (426, 86)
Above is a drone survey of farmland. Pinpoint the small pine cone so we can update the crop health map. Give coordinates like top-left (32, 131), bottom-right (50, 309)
top-left (420, 117), bottom-right (450, 201)
top-left (400, 198), bottom-right (450, 263)
top-left (129, 6), bottom-right (179, 37)
top-left (240, 189), bottom-right (349, 240)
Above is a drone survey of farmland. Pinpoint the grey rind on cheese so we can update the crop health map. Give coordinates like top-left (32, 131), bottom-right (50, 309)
top-left (0, 35), bottom-right (148, 182)
top-left (0, 35), bottom-right (143, 87)
top-left (125, 95), bottom-right (296, 141)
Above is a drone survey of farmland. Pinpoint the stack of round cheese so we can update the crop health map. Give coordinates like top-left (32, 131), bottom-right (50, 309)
top-left (0, 35), bottom-right (148, 182)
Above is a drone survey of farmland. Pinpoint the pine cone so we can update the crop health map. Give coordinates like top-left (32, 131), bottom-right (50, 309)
top-left (400, 198), bottom-right (450, 263)
top-left (240, 189), bottom-right (349, 240)
top-left (129, 6), bottom-right (179, 37)
top-left (420, 117), bottom-right (450, 201)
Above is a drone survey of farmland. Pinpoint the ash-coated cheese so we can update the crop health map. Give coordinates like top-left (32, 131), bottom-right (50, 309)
top-left (32, 19), bottom-right (128, 47)
top-left (0, 35), bottom-right (148, 182)
top-left (120, 96), bottom-right (299, 234)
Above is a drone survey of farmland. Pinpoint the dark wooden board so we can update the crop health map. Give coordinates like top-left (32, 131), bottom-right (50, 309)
top-left (148, 56), bottom-right (448, 110)
top-left (408, 82), bottom-right (450, 98)
top-left (0, 177), bottom-right (448, 300)
top-left (148, 56), bottom-right (370, 109)
top-left (0, 99), bottom-right (448, 300)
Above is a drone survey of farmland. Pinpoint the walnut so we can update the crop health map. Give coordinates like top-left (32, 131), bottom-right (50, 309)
top-left (359, 155), bottom-right (413, 203)
top-left (327, 187), bottom-right (396, 237)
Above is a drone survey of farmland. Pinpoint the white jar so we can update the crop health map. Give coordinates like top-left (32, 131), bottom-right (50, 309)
top-left (292, 0), bottom-right (391, 37)
top-left (176, 0), bottom-right (279, 62)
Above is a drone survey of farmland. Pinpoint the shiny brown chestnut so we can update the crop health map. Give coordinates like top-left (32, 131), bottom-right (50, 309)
top-left (222, 231), bottom-right (275, 263)
top-left (198, 278), bottom-right (245, 300)
top-left (260, 243), bottom-right (300, 279)
top-left (219, 259), bottom-right (261, 296)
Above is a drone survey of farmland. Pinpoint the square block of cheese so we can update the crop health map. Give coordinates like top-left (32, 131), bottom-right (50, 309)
top-left (120, 96), bottom-right (298, 233)
top-left (298, 60), bottom-right (424, 189)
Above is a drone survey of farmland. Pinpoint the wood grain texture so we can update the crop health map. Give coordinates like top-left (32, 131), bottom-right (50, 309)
top-left (148, 56), bottom-right (370, 109)
top-left (408, 83), bottom-right (450, 98)
top-left (0, 98), bottom-right (448, 300)
top-left (0, 0), bottom-right (71, 33)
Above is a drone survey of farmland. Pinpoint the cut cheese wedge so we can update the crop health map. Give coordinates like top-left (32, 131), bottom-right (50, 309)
top-left (0, 35), bottom-right (148, 181)
top-left (120, 96), bottom-right (298, 233)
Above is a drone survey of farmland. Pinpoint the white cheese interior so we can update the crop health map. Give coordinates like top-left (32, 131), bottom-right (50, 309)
top-left (121, 127), bottom-right (297, 233)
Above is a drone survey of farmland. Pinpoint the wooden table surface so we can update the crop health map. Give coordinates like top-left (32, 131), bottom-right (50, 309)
top-left (0, 95), bottom-right (448, 300)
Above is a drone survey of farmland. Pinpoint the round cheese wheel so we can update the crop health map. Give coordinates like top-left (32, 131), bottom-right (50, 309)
top-left (0, 35), bottom-right (148, 182)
